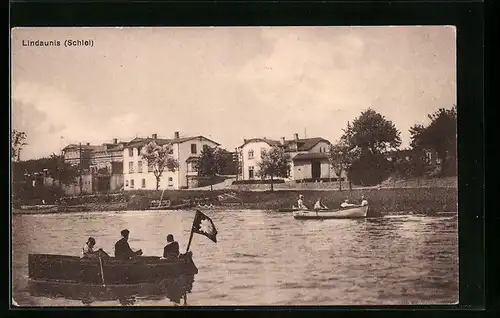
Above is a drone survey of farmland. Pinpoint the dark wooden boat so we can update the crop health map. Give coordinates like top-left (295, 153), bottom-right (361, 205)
top-left (28, 253), bottom-right (198, 286)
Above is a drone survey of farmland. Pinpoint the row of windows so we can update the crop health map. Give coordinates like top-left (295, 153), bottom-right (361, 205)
top-left (126, 144), bottom-right (205, 157)
top-left (125, 177), bottom-right (175, 189)
top-left (247, 148), bottom-right (267, 160)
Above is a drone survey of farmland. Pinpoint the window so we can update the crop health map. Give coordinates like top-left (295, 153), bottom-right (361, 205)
top-left (137, 147), bottom-right (142, 155)
top-left (248, 149), bottom-right (254, 159)
top-left (128, 148), bottom-right (133, 157)
top-left (249, 166), bottom-right (254, 179)
top-left (138, 161), bottom-right (143, 173)
top-left (129, 161), bottom-right (134, 173)
top-left (125, 180), bottom-right (129, 187)
top-left (130, 179), bottom-right (135, 188)
top-left (141, 178), bottom-right (146, 188)
top-left (188, 162), bottom-right (197, 172)
top-left (168, 177), bottom-right (174, 187)
top-left (191, 144), bottom-right (197, 154)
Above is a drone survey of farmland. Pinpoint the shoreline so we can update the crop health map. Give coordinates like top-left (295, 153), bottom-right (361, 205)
top-left (12, 186), bottom-right (457, 216)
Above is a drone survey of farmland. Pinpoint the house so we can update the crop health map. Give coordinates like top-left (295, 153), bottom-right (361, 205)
top-left (61, 138), bottom-right (126, 194)
top-left (122, 132), bottom-right (220, 190)
top-left (238, 133), bottom-right (346, 182)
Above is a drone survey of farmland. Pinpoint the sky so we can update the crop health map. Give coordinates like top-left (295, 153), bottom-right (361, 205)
top-left (11, 26), bottom-right (456, 160)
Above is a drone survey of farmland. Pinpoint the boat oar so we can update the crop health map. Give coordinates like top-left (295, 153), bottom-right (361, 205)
top-left (98, 254), bottom-right (106, 287)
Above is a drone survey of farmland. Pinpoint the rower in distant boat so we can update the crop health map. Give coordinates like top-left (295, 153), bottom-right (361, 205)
top-left (361, 195), bottom-right (368, 206)
top-left (313, 197), bottom-right (328, 211)
top-left (340, 199), bottom-right (356, 208)
top-left (115, 229), bottom-right (143, 260)
top-left (297, 194), bottom-right (308, 210)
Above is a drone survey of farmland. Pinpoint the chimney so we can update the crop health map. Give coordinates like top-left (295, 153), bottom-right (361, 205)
top-left (174, 131), bottom-right (180, 139)
top-left (152, 133), bottom-right (157, 139)
top-left (280, 137), bottom-right (285, 145)
top-left (113, 138), bottom-right (118, 144)
top-left (294, 133), bottom-right (299, 141)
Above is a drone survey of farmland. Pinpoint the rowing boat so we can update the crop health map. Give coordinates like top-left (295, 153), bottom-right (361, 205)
top-left (292, 205), bottom-right (369, 220)
top-left (28, 253), bottom-right (198, 286)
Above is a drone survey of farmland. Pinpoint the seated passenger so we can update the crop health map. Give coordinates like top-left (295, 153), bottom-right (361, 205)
top-left (361, 195), bottom-right (369, 206)
top-left (340, 199), bottom-right (355, 208)
top-left (297, 194), bottom-right (308, 210)
top-left (163, 234), bottom-right (180, 260)
top-left (114, 229), bottom-right (143, 260)
top-left (82, 237), bottom-right (109, 259)
top-left (313, 197), bottom-right (328, 211)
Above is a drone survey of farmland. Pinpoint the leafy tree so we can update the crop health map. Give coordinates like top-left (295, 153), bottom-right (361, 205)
top-left (256, 146), bottom-right (291, 191)
top-left (11, 130), bottom-right (28, 161)
top-left (347, 109), bottom-right (401, 154)
top-left (410, 106), bottom-right (457, 176)
top-left (195, 146), bottom-right (227, 191)
top-left (342, 110), bottom-right (401, 186)
top-left (141, 142), bottom-right (179, 190)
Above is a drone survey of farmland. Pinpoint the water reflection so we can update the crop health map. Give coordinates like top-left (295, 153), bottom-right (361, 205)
top-left (28, 274), bottom-right (195, 306)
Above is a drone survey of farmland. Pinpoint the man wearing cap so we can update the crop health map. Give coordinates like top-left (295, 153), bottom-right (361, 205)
top-left (163, 234), bottom-right (180, 260)
top-left (114, 229), bottom-right (143, 260)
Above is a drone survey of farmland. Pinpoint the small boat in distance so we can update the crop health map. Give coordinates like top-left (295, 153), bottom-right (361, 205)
top-left (293, 205), bottom-right (369, 220)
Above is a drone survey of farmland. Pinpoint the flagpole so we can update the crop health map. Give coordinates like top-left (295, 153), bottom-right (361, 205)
top-left (185, 210), bottom-right (197, 254)
top-left (185, 228), bottom-right (194, 254)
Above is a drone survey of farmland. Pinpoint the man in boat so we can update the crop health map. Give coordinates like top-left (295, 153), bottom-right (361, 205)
top-left (360, 195), bottom-right (368, 206)
top-left (82, 237), bottom-right (109, 259)
top-left (313, 197), bottom-right (328, 211)
top-left (297, 194), bottom-right (308, 210)
top-left (340, 199), bottom-right (356, 208)
top-left (163, 234), bottom-right (180, 260)
top-left (114, 229), bottom-right (143, 260)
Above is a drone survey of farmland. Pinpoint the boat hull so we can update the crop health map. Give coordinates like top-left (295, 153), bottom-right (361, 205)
top-left (28, 253), bottom-right (198, 285)
top-left (293, 205), bottom-right (369, 220)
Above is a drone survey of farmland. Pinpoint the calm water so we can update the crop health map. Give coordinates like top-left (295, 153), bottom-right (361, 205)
top-left (12, 210), bottom-right (458, 306)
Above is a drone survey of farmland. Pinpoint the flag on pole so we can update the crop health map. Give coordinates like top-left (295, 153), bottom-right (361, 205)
top-left (191, 210), bottom-right (217, 243)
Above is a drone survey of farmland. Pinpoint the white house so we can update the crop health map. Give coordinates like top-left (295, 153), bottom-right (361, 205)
top-left (123, 132), bottom-right (220, 190)
top-left (238, 133), bottom-right (347, 182)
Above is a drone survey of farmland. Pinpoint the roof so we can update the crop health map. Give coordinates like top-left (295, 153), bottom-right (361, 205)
top-left (62, 142), bottom-right (125, 152)
top-left (239, 137), bottom-right (330, 152)
top-left (292, 153), bottom-right (330, 161)
top-left (124, 135), bottom-right (220, 149)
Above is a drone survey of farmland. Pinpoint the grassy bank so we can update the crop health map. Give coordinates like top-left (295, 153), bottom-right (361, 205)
top-left (13, 187), bottom-right (458, 215)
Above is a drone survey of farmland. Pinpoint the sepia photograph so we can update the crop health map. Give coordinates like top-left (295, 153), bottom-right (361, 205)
top-left (11, 26), bottom-right (458, 307)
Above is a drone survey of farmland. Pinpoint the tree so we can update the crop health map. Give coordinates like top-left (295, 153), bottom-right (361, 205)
top-left (12, 130), bottom-right (28, 161)
top-left (256, 146), bottom-right (291, 191)
top-left (410, 105), bottom-right (457, 176)
top-left (195, 146), bottom-right (227, 191)
top-left (141, 142), bottom-right (179, 190)
top-left (342, 109), bottom-right (401, 186)
top-left (347, 109), bottom-right (401, 155)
